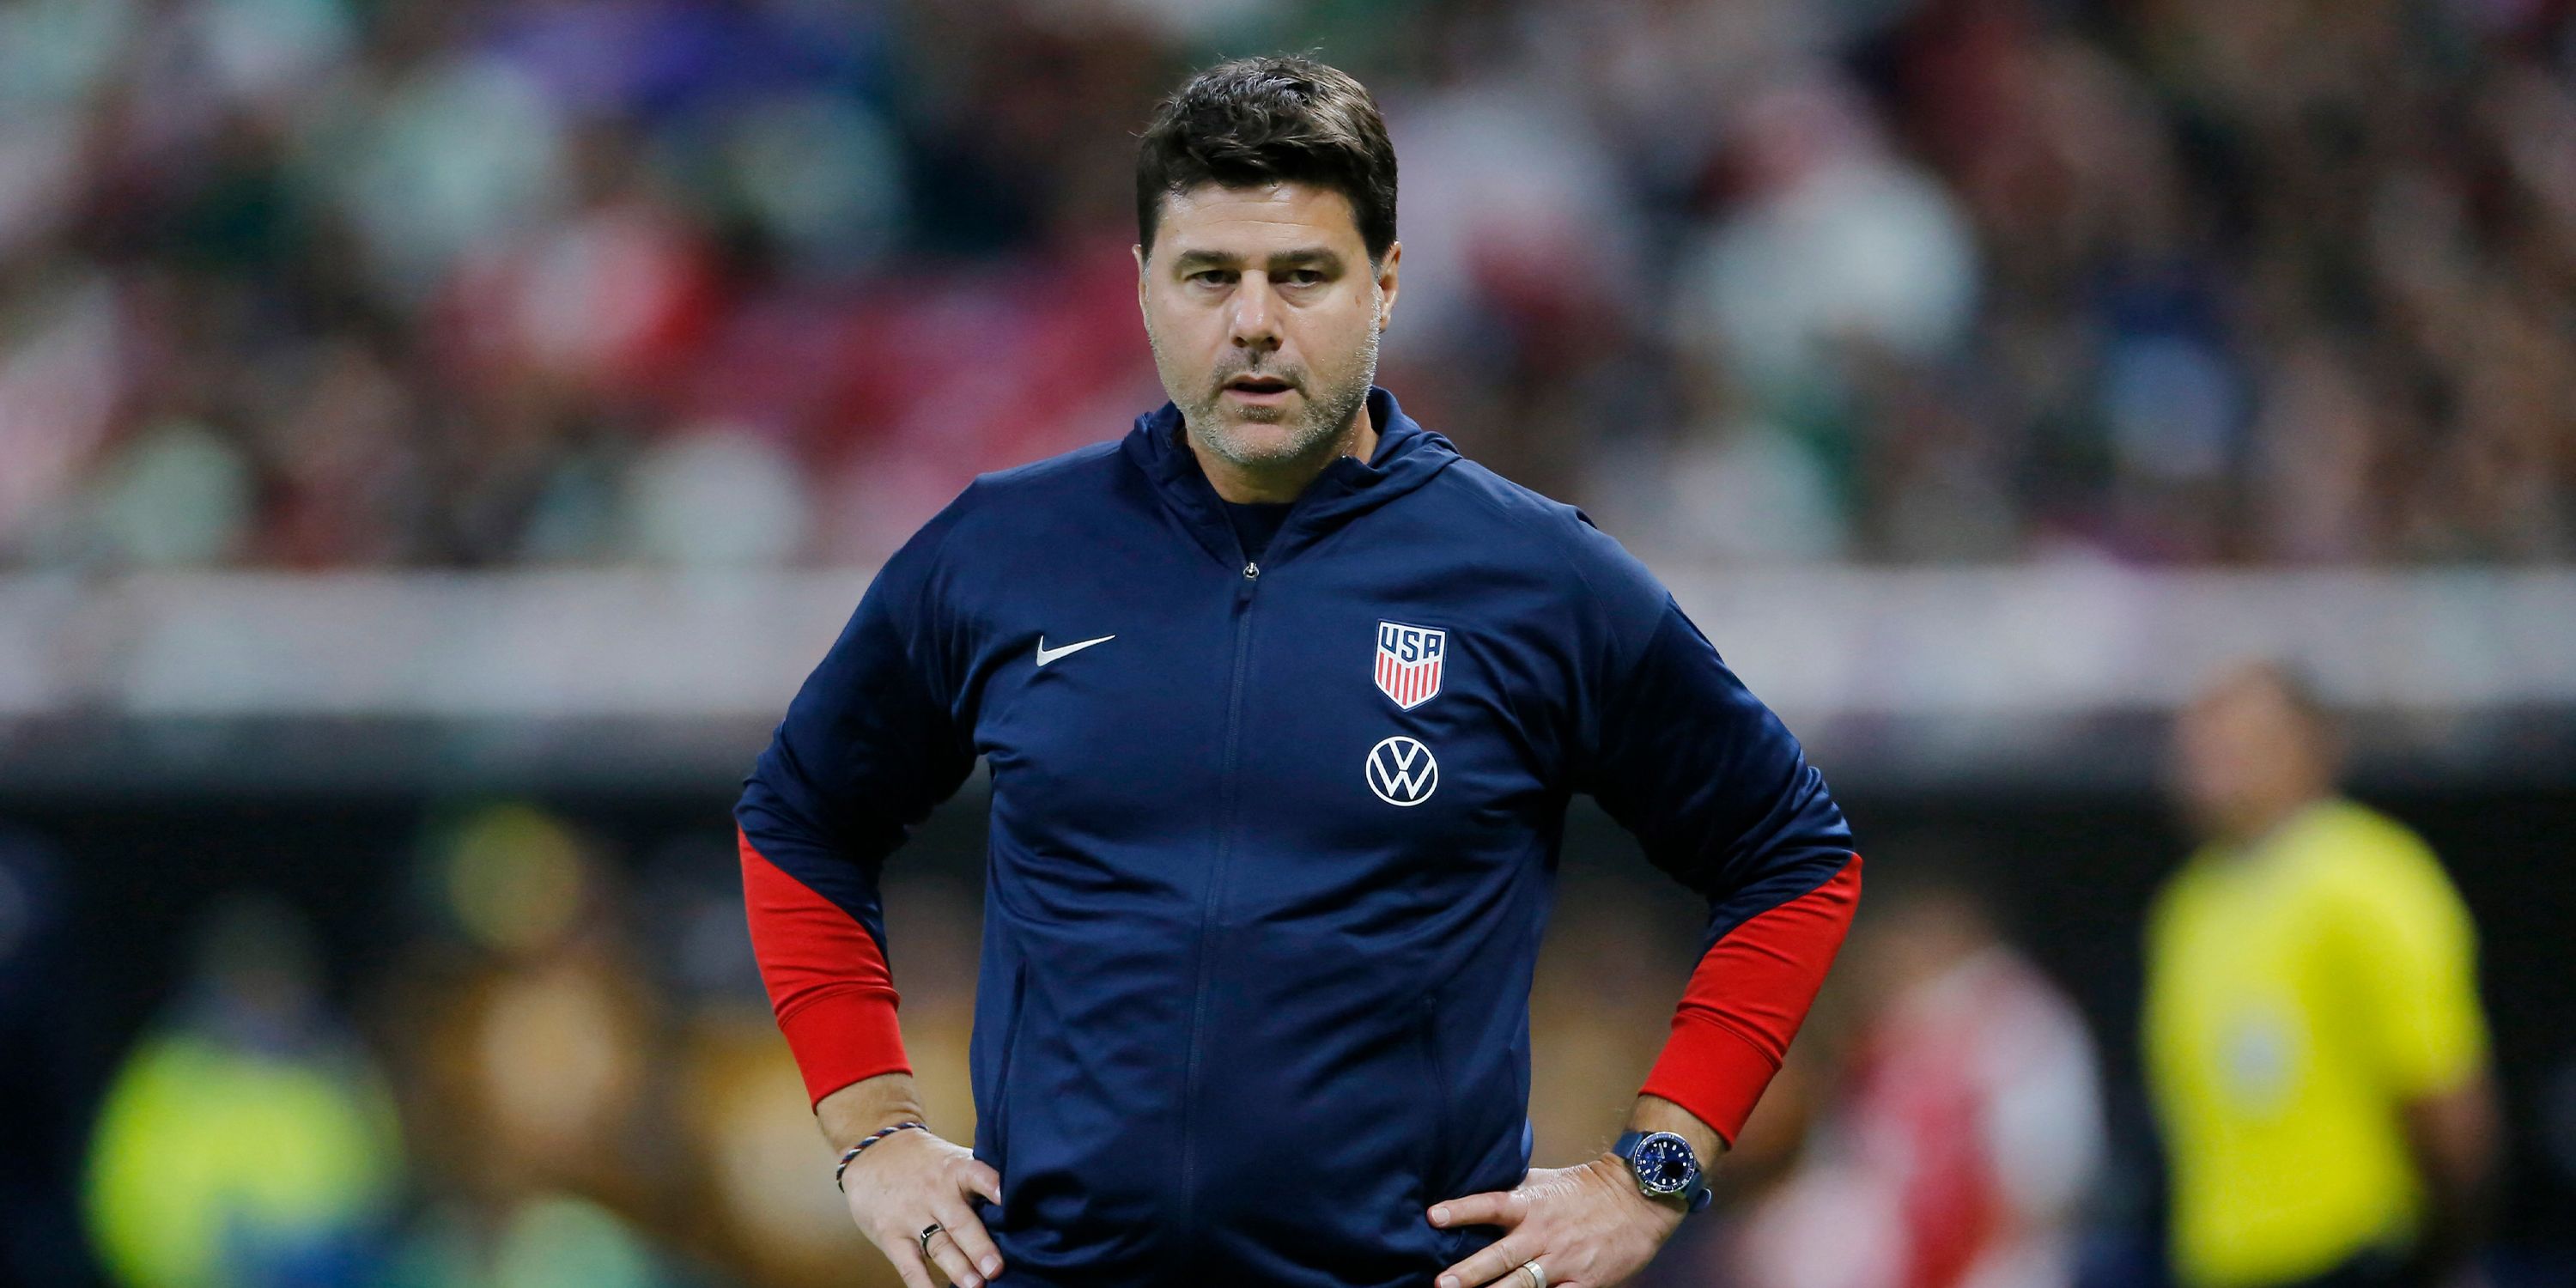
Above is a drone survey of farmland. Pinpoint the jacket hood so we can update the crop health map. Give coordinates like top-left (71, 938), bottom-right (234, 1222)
top-left (1121, 385), bottom-right (1461, 568)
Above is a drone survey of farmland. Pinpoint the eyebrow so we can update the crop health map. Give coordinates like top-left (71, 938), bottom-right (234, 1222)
top-left (1170, 247), bottom-right (1346, 275)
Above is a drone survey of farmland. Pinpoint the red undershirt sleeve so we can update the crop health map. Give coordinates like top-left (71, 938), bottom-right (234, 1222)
top-left (739, 828), bottom-right (912, 1106)
top-left (1640, 854), bottom-right (1862, 1145)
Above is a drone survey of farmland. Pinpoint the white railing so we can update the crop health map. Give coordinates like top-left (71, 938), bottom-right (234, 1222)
top-left (4, 564), bottom-right (2571, 721)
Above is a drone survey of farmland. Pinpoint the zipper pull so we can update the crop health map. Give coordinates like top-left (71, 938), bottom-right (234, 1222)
top-left (1242, 562), bottom-right (1260, 580)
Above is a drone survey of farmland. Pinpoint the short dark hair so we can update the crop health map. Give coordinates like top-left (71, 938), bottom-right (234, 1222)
top-left (1135, 55), bottom-right (1398, 266)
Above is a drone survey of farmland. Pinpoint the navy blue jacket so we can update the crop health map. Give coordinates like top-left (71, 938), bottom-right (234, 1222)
top-left (738, 386), bottom-right (1859, 1286)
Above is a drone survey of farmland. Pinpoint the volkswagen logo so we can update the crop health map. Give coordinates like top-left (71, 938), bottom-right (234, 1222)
top-left (1364, 735), bottom-right (1439, 806)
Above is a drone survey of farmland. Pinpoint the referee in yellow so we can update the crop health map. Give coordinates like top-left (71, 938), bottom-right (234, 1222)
top-left (2145, 662), bottom-right (2498, 1288)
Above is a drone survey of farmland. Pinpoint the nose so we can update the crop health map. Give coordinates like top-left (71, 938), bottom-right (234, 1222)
top-left (1229, 274), bottom-right (1282, 354)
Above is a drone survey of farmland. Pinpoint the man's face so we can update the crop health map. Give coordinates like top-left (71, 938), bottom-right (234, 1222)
top-left (2171, 667), bottom-right (2333, 843)
top-left (1136, 182), bottom-right (1399, 471)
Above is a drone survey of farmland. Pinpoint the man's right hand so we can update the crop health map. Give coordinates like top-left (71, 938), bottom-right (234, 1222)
top-left (840, 1126), bottom-right (1006, 1288)
top-left (818, 1073), bottom-right (1007, 1287)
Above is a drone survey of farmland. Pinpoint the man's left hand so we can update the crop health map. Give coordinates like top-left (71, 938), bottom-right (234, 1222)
top-left (1427, 1156), bottom-right (1685, 1288)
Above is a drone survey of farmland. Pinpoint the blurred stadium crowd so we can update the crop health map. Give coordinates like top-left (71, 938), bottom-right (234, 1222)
top-left (1, 0), bottom-right (2572, 574)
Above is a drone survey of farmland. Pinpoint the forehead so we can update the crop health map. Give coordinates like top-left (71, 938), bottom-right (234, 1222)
top-left (1150, 181), bottom-right (1365, 261)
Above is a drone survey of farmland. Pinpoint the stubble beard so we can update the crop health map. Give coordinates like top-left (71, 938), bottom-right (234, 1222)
top-left (1151, 313), bottom-right (1381, 474)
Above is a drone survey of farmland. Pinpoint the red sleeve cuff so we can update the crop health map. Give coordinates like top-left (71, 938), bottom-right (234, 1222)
top-left (775, 986), bottom-right (913, 1108)
top-left (1640, 854), bottom-right (1862, 1145)
top-left (1640, 1013), bottom-right (1787, 1148)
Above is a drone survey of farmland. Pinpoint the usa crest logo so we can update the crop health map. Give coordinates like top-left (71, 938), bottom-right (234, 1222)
top-left (1374, 621), bottom-right (1445, 710)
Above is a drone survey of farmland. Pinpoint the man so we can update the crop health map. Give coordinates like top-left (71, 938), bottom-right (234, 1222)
top-left (737, 56), bottom-right (1860, 1288)
top-left (2145, 663), bottom-right (2498, 1288)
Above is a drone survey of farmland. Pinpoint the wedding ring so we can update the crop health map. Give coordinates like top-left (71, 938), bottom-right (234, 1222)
top-left (1519, 1260), bottom-right (1547, 1288)
top-left (918, 1223), bottom-right (945, 1257)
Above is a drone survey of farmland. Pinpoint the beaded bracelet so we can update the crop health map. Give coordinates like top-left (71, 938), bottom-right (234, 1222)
top-left (834, 1121), bottom-right (928, 1193)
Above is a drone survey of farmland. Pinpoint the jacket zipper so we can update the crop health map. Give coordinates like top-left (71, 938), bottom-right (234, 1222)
top-left (1176, 556), bottom-right (1261, 1259)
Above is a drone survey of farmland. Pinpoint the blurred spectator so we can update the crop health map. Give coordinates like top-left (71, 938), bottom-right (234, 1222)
top-left (1672, 71), bottom-right (1979, 407)
top-left (623, 424), bottom-right (811, 568)
top-left (379, 807), bottom-right (657, 1196)
top-left (2146, 663), bottom-right (2500, 1288)
top-left (82, 892), bottom-right (403, 1288)
top-left (1724, 873), bottom-right (2104, 1288)
top-left (366, 802), bottom-right (694, 1288)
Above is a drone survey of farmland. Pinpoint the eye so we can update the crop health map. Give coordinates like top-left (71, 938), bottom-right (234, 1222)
top-left (1284, 270), bottom-right (1325, 286)
top-left (1188, 270), bottom-right (1234, 286)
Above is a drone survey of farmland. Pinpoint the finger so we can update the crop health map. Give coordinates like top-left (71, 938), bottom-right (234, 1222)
top-left (1429, 1188), bottom-right (1528, 1230)
top-left (963, 1157), bottom-right (1005, 1207)
top-left (923, 1226), bottom-right (984, 1288)
top-left (883, 1235), bottom-right (942, 1288)
top-left (1437, 1229), bottom-right (1542, 1288)
top-left (932, 1194), bottom-right (1005, 1283)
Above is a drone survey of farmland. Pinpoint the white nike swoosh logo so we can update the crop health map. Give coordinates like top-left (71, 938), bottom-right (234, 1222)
top-left (1035, 634), bottom-right (1115, 666)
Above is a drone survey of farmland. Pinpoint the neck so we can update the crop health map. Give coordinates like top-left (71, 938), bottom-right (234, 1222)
top-left (1190, 401), bottom-right (1380, 503)
top-left (2218, 791), bottom-right (2326, 851)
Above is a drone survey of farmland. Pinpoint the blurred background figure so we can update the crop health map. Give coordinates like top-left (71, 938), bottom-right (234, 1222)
top-left (1724, 872), bottom-right (2105, 1288)
top-left (2147, 664), bottom-right (2499, 1288)
top-left (371, 803), bottom-right (678, 1288)
top-left (82, 893), bottom-right (402, 1288)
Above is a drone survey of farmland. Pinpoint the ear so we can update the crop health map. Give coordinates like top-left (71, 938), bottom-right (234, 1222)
top-left (1133, 243), bottom-right (1150, 318)
top-left (1373, 240), bottom-right (1401, 332)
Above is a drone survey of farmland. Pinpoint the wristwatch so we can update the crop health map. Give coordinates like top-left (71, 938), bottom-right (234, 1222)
top-left (1613, 1131), bottom-right (1713, 1213)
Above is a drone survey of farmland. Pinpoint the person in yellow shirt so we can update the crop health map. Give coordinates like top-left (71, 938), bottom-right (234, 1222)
top-left (85, 896), bottom-right (403, 1288)
top-left (2145, 663), bottom-right (2498, 1288)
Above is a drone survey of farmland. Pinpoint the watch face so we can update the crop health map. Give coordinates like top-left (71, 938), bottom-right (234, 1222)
top-left (1631, 1133), bottom-right (1698, 1195)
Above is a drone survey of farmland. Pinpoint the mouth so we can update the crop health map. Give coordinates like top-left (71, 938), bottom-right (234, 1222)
top-left (1222, 374), bottom-right (1297, 403)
